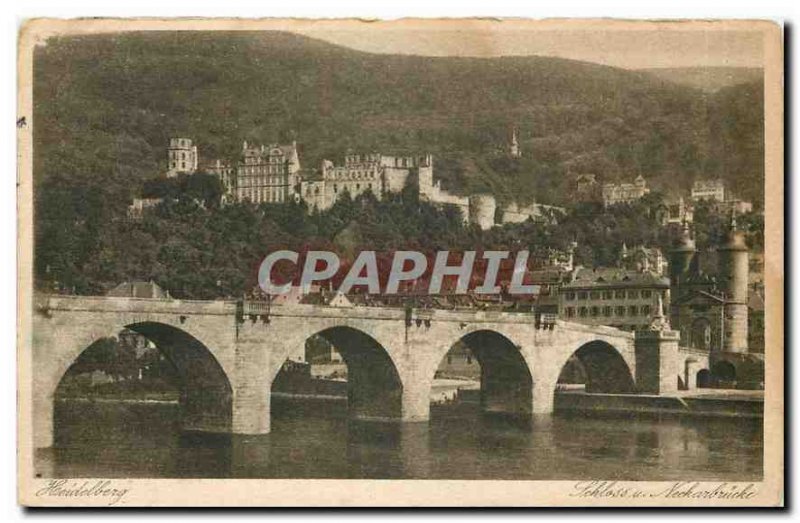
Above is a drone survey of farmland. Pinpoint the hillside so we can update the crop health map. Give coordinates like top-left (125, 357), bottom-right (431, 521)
top-left (33, 31), bottom-right (764, 210)
top-left (639, 67), bottom-right (763, 93)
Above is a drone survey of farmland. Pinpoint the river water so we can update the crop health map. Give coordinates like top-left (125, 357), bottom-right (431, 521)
top-left (38, 398), bottom-right (762, 480)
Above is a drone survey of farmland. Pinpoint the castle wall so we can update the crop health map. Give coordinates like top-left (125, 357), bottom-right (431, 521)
top-left (499, 202), bottom-right (564, 225)
top-left (383, 167), bottom-right (412, 194)
top-left (468, 194), bottom-right (497, 231)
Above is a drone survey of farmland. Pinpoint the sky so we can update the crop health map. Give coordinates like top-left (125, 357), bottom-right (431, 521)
top-left (292, 20), bottom-right (765, 69)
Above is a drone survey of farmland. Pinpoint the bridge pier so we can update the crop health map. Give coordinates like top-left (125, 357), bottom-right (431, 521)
top-left (232, 340), bottom-right (273, 435)
top-left (635, 329), bottom-right (681, 395)
top-left (232, 382), bottom-right (272, 435)
top-left (531, 380), bottom-right (556, 414)
top-left (33, 392), bottom-right (55, 450)
top-left (401, 376), bottom-right (432, 422)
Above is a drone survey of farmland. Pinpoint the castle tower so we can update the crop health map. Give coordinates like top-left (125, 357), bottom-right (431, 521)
top-left (509, 127), bottom-right (521, 158)
top-left (167, 138), bottom-right (198, 178)
top-left (468, 194), bottom-right (497, 231)
top-left (668, 222), bottom-right (697, 321)
top-left (417, 155), bottom-right (435, 195)
top-left (717, 213), bottom-right (749, 353)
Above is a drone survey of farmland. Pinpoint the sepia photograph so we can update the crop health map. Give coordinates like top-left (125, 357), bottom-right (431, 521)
top-left (16, 17), bottom-right (783, 507)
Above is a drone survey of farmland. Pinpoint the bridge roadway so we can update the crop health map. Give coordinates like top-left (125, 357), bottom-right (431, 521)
top-left (29, 294), bottom-right (693, 449)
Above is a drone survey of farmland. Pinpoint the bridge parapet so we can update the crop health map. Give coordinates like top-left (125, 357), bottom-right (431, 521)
top-left (555, 319), bottom-right (636, 341)
top-left (678, 346), bottom-right (713, 357)
top-left (37, 293), bottom-right (236, 316)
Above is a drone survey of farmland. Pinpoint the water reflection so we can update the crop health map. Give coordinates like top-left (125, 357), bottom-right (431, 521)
top-left (40, 397), bottom-right (762, 481)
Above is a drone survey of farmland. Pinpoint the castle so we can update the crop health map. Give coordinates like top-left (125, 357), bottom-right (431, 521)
top-left (166, 138), bottom-right (198, 177)
top-left (178, 137), bottom-right (563, 230)
top-left (573, 173), bottom-right (651, 207)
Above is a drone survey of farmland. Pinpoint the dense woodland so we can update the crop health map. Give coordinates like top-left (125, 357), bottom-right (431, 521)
top-left (32, 32), bottom-right (765, 298)
top-left (36, 179), bottom-right (763, 299)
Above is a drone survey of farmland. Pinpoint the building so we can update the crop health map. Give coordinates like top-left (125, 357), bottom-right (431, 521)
top-left (518, 266), bottom-right (571, 317)
top-left (166, 138), bottom-right (198, 178)
top-left (668, 219), bottom-right (751, 354)
top-left (601, 175), bottom-right (650, 207)
top-left (691, 179), bottom-right (726, 202)
top-left (107, 280), bottom-right (170, 299)
top-left (118, 328), bottom-right (157, 359)
top-left (300, 153), bottom-right (431, 212)
top-left (618, 244), bottom-right (667, 276)
top-left (128, 197), bottom-right (164, 219)
top-left (233, 141), bottom-right (301, 204)
top-left (663, 196), bottom-right (694, 225)
top-left (558, 267), bottom-right (670, 332)
top-left (691, 179), bottom-right (755, 216)
top-left (204, 159), bottom-right (236, 204)
top-left (574, 174), bottom-right (601, 203)
top-left (719, 198), bottom-right (754, 215)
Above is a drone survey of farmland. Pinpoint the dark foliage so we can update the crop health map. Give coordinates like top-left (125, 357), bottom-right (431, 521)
top-left (31, 31), bottom-right (765, 297)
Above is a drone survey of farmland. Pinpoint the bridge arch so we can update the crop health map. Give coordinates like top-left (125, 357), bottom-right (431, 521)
top-left (696, 368), bottom-right (712, 388)
top-left (430, 329), bottom-right (534, 417)
top-left (555, 340), bottom-right (635, 394)
top-left (270, 325), bottom-right (403, 421)
top-left (711, 360), bottom-right (737, 387)
top-left (49, 321), bottom-right (233, 446)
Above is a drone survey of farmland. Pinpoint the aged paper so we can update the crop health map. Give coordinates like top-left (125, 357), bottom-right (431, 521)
top-left (17, 18), bottom-right (783, 507)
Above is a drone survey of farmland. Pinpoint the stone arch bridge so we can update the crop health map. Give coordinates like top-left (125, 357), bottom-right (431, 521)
top-left (30, 294), bottom-right (685, 449)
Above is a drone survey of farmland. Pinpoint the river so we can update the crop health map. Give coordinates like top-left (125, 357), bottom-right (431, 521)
top-left (37, 398), bottom-right (762, 480)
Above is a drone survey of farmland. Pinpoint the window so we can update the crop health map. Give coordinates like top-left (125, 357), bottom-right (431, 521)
top-left (642, 290), bottom-right (652, 299)
top-left (628, 290), bottom-right (639, 299)
top-left (616, 306), bottom-right (625, 316)
top-left (578, 291), bottom-right (588, 300)
top-left (641, 305), bottom-right (651, 316)
top-left (603, 306), bottom-right (612, 317)
top-left (565, 307), bottom-right (575, 318)
top-left (590, 291), bottom-right (600, 300)
top-left (565, 292), bottom-right (576, 301)
top-left (629, 305), bottom-right (638, 316)
top-left (590, 306), bottom-right (599, 317)
top-left (579, 307), bottom-right (588, 318)
top-left (602, 291), bottom-right (613, 300)
top-left (615, 290), bottom-right (626, 299)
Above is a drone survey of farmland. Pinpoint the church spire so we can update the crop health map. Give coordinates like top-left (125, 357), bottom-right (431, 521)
top-left (509, 126), bottom-right (521, 158)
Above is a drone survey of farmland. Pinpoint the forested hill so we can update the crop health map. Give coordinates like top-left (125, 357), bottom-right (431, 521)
top-left (639, 67), bottom-right (763, 93)
top-left (34, 31), bottom-right (764, 209)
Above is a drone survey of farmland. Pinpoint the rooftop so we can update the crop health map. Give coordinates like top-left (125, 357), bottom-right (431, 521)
top-left (562, 267), bottom-right (669, 290)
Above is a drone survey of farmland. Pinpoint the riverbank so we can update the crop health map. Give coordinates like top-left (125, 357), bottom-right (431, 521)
top-left (55, 395), bottom-right (178, 405)
top-left (55, 383), bottom-right (763, 419)
top-left (555, 389), bottom-right (763, 419)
